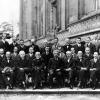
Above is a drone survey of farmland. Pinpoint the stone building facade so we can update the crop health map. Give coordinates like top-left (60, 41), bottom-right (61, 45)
top-left (20, 0), bottom-right (100, 46)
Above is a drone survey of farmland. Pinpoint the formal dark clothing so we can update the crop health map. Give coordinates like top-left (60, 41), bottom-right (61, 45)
top-left (0, 40), bottom-right (10, 52)
top-left (74, 43), bottom-right (85, 54)
top-left (10, 43), bottom-right (19, 53)
top-left (63, 44), bottom-right (72, 53)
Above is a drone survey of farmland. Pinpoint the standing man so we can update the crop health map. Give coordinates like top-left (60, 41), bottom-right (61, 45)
top-left (32, 52), bottom-right (45, 89)
top-left (48, 49), bottom-right (65, 88)
top-left (10, 37), bottom-right (19, 53)
top-left (89, 52), bottom-right (100, 90)
top-left (74, 38), bottom-right (85, 54)
top-left (0, 34), bottom-right (10, 53)
top-left (1, 52), bottom-right (14, 89)
top-left (18, 40), bottom-right (27, 54)
top-left (63, 38), bottom-right (72, 53)
top-left (85, 37), bottom-right (96, 54)
top-left (28, 38), bottom-right (40, 53)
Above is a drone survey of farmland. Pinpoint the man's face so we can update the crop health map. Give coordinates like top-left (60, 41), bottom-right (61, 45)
top-left (66, 51), bottom-right (72, 58)
top-left (35, 52), bottom-right (41, 59)
top-left (86, 38), bottom-right (90, 44)
top-left (29, 47), bottom-right (34, 53)
top-left (31, 39), bottom-right (36, 45)
top-left (0, 49), bottom-right (4, 55)
top-left (93, 52), bottom-right (98, 59)
top-left (71, 48), bottom-right (75, 54)
top-left (66, 38), bottom-right (70, 45)
top-left (13, 38), bottom-right (16, 42)
top-left (20, 41), bottom-right (24, 45)
top-left (53, 50), bottom-right (59, 57)
top-left (78, 51), bottom-right (83, 58)
top-left (6, 52), bottom-right (11, 58)
top-left (14, 47), bottom-right (18, 52)
top-left (85, 48), bottom-right (90, 54)
top-left (76, 38), bottom-right (81, 44)
top-left (45, 47), bottom-right (50, 52)
top-left (19, 51), bottom-right (25, 58)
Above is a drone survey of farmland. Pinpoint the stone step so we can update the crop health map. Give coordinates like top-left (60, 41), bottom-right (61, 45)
top-left (0, 88), bottom-right (100, 94)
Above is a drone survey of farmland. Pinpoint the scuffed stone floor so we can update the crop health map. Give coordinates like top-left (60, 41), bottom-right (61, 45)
top-left (0, 88), bottom-right (100, 100)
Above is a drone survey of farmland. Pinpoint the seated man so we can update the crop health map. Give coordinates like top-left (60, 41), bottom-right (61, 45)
top-left (42, 46), bottom-right (53, 85)
top-left (48, 49), bottom-right (65, 88)
top-left (1, 51), bottom-right (14, 89)
top-left (26, 47), bottom-right (35, 87)
top-left (76, 51), bottom-right (89, 88)
top-left (16, 50), bottom-right (30, 88)
top-left (89, 52), bottom-right (100, 90)
top-left (32, 52), bottom-right (45, 89)
top-left (63, 51), bottom-right (76, 89)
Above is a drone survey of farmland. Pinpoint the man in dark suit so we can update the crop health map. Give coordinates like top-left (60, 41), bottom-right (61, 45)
top-left (48, 49), bottom-right (65, 88)
top-left (76, 51), bottom-right (89, 88)
top-left (83, 47), bottom-right (93, 61)
top-left (89, 52), bottom-right (100, 89)
top-left (18, 40), bottom-right (27, 54)
top-left (42, 46), bottom-right (53, 85)
top-left (16, 50), bottom-right (29, 88)
top-left (28, 38), bottom-right (40, 54)
top-left (85, 37), bottom-right (96, 54)
top-left (0, 34), bottom-right (10, 53)
top-left (63, 38), bottom-right (72, 53)
top-left (63, 51), bottom-right (76, 89)
top-left (74, 38), bottom-right (85, 54)
top-left (10, 37), bottom-right (19, 53)
top-left (1, 52), bottom-right (14, 89)
top-left (32, 52), bottom-right (45, 89)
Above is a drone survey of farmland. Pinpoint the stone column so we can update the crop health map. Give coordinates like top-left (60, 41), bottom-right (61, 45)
top-left (43, 0), bottom-right (46, 36)
top-left (50, 4), bottom-right (53, 31)
top-left (61, 0), bottom-right (65, 30)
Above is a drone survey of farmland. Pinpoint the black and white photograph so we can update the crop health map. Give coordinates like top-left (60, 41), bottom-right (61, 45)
top-left (0, 0), bottom-right (100, 100)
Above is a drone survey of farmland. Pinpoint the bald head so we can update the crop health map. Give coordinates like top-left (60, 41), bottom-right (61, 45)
top-left (19, 51), bottom-right (25, 58)
top-left (77, 51), bottom-right (83, 58)
top-left (0, 48), bottom-right (4, 55)
top-left (35, 52), bottom-right (41, 59)
top-left (66, 51), bottom-right (72, 58)
top-left (6, 51), bottom-right (11, 59)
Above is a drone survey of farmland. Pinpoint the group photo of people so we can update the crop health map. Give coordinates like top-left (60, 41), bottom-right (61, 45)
top-left (0, 33), bottom-right (100, 90)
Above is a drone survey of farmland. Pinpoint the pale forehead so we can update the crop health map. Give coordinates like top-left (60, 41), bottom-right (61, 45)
top-left (19, 51), bottom-right (25, 54)
top-left (66, 51), bottom-right (71, 54)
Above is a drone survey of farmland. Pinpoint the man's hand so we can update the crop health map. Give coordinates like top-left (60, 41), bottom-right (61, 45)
top-left (20, 68), bottom-right (24, 71)
top-left (56, 69), bottom-right (60, 71)
top-left (65, 68), bottom-right (71, 71)
top-left (90, 68), bottom-right (96, 71)
top-left (81, 67), bottom-right (87, 70)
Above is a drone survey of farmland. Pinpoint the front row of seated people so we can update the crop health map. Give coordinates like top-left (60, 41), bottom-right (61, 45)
top-left (0, 46), bottom-right (100, 90)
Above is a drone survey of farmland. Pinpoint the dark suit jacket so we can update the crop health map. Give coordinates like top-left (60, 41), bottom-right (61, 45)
top-left (90, 59), bottom-right (100, 70)
top-left (16, 56), bottom-right (29, 68)
top-left (74, 43), bottom-right (85, 54)
top-left (85, 43), bottom-right (96, 54)
top-left (75, 58), bottom-right (88, 70)
top-left (1, 57), bottom-right (14, 69)
top-left (32, 58), bottom-right (45, 70)
top-left (18, 45), bottom-right (27, 53)
top-left (63, 44), bottom-right (72, 53)
top-left (42, 52), bottom-right (53, 66)
top-left (28, 44), bottom-right (40, 53)
top-left (26, 54), bottom-right (35, 68)
top-left (10, 43), bottom-right (19, 53)
top-left (64, 57), bottom-right (76, 69)
top-left (0, 40), bottom-right (10, 52)
top-left (48, 57), bottom-right (65, 70)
